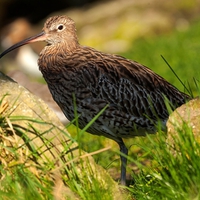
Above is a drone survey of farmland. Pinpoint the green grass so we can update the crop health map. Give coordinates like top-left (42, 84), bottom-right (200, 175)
top-left (0, 164), bottom-right (53, 200)
top-left (127, 123), bottom-right (200, 200)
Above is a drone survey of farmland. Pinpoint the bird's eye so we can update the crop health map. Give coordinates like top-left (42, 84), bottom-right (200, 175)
top-left (57, 24), bottom-right (64, 31)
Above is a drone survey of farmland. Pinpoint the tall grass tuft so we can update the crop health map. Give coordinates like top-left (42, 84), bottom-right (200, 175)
top-left (127, 118), bottom-right (200, 199)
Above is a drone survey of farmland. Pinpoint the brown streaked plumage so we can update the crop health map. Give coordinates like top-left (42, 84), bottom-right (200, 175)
top-left (0, 15), bottom-right (191, 185)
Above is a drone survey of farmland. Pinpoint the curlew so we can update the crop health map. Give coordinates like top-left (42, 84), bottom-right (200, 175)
top-left (0, 15), bottom-right (191, 185)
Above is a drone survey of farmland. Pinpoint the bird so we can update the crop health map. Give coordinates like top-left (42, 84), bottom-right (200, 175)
top-left (0, 15), bottom-right (191, 185)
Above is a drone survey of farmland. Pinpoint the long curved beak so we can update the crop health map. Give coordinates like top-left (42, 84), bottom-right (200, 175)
top-left (0, 31), bottom-right (47, 59)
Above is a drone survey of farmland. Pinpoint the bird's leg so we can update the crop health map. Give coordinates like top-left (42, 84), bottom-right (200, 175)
top-left (117, 139), bottom-right (128, 185)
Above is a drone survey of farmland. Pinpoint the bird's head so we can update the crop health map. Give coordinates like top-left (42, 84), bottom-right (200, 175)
top-left (0, 15), bottom-right (78, 58)
top-left (43, 16), bottom-right (78, 45)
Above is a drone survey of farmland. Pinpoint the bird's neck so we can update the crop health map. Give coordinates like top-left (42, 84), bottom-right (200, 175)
top-left (38, 41), bottom-right (79, 73)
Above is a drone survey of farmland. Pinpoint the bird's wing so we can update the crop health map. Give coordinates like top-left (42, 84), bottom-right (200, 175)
top-left (74, 49), bottom-right (189, 120)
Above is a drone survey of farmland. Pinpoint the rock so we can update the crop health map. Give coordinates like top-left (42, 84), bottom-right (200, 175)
top-left (8, 70), bottom-right (68, 124)
top-left (166, 97), bottom-right (200, 149)
top-left (0, 72), bottom-right (125, 199)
